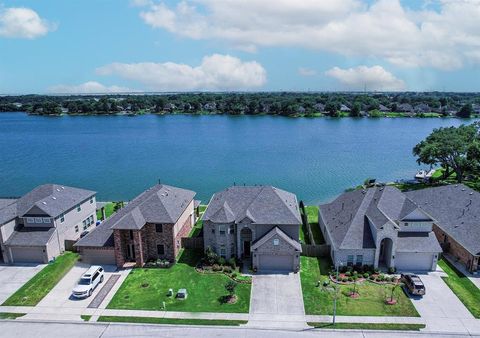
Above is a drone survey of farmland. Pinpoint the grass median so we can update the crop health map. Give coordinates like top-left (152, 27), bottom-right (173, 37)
top-left (98, 316), bottom-right (247, 326)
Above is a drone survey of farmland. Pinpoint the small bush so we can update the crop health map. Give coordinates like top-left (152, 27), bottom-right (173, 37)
top-left (218, 257), bottom-right (226, 266)
top-left (388, 267), bottom-right (396, 274)
top-left (374, 268), bottom-right (380, 274)
top-left (353, 275), bottom-right (358, 281)
top-left (342, 277), bottom-right (348, 282)
top-left (212, 264), bottom-right (222, 272)
top-left (223, 266), bottom-right (232, 273)
top-left (231, 272), bottom-right (237, 279)
top-left (227, 257), bottom-right (237, 268)
top-left (369, 275), bottom-right (375, 280)
top-left (347, 277), bottom-right (353, 282)
top-left (345, 271), bottom-right (351, 277)
top-left (363, 272), bottom-right (369, 278)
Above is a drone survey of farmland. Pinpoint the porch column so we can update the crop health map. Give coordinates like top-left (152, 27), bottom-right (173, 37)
top-left (133, 230), bottom-right (144, 267)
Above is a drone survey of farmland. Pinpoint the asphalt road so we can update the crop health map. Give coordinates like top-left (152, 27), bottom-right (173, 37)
top-left (1, 321), bottom-right (479, 338)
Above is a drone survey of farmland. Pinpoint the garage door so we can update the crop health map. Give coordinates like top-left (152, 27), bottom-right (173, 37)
top-left (258, 254), bottom-right (293, 272)
top-left (80, 248), bottom-right (116, 265)
top-left (395, 252), bottom-right (434, 271)
top-left (10, 247), bottom-right (45, 263)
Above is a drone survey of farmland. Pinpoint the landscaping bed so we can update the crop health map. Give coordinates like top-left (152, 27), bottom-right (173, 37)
top-left (0, 313), bottom-right (26, 320)
top-left (107, 249), bottom-right (251, 313)
top-left (300, 256), bottom-right (418, 317)
top-left (98, 316), bottom-right (247, 326)
top-left (2, 251), bottom-right (79, 306)
top-left (438, 258), bottom-right (480, 318)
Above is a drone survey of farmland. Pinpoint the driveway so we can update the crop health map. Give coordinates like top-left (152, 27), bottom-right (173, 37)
top-left (35, 263), bottom-right (119, 309)
top-left (408, 271), bottom-right (475, 333)
top-left (248, 272), bottom-right (306, 329)
top-left (0, 264), bottom-right (45, 304)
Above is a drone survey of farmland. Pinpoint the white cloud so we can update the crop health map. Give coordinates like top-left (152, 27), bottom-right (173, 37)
top-left (136, 0), bottom-right (480, 70)
top-left (325, 65), bottom-right (406, 91)
top-left (298, 67), bottom-right (317, 76)
top-left (48, 81), bottom-right (134, 94)
top-left (96, 54), bottom-right (267, 91)
top-left (0, 7), bottom-right (55, 39)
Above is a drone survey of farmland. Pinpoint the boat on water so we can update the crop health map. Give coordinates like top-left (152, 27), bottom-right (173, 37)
top-left (415, 169), bottom-right (436, 180)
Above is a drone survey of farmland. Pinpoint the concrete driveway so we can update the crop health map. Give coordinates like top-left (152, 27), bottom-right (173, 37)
top-left (248, 272), bottom-right (306, 329)
top-left (0, 264), bottom-right (45, 304)
top-left (408, 271), bottom-right (476, 333)
top-left (35, 263), bottom-right (118, 309)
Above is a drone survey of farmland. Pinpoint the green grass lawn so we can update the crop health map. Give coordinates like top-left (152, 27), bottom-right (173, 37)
top-left (438, 258), bottom-right (480, 318)
top-left (96, 202), bottom-right (116, 220)
top-left (305, 206), bottom-right (325, 244)
top-left (300, 256), bottom-right (419, 317)
top-left (0, 313), bottom-right (26, 319)
top-left (307, 322), bottom-right (425, 331)
top-left (2, 252), bottom-right (79, 306)
top-left (107, 249), bottom-right (251, 313)
top-left (98, 316), bottom-right (247, 326)
top-left (188, 205), bottom-right (207, 237)
top-left (81, 315), bottom-right (92, 321)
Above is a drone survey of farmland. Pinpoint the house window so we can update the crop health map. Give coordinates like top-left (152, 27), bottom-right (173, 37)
top-left (157, 244), bottom-right (165, 255)
top-left (89, 215), bottom-right (94, 224)
top-left (347, 255), bottom-right (354, 266)
top-left (35, 217), bottom-right (43, 223)
top-left (155, 224), bottom-right (163, 233)
top-left (273, 239), bottom-right (279, 246)
top-left (356, 255), bottom-right (363, 266)
top-left (129, 230), bottom-right (134, 240)
top-left (219, 225), bottom-right (226, 235)
top-left (60, 213), bottom-right (65, 223)
top-left (83, 220), bottom-right (87, 230)
top-left (75, 225), bottom-right (79, 233)
top-left (229, 225), bottom-right (234, 234)
top-left (26, 217), bottom-right (34, 223)
top-left (90, 198), bottom-right (94, 204)
top-left (42, 218), bottom-right (50, 223)
top-left (220, 245), bottom-right (226, 258)
top-left (405, 222), bottom-right (409, 227)
top-left (211, 228), bottom-right (215, 234)
top-left (76, 204), bottom-right (81, 212)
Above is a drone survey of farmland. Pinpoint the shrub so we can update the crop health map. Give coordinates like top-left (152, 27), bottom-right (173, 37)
top-left (342, 277), bottom-right (348, 282)
top-left (227, 257), bottom-right (237, 268)
top-left (218, 257), bottom-right (226, 266)
top-left (223, 266), bottom-right (232, 273)
top-left (374, 268), bottom-right (380, 274)
top-left (353, 275), bottom-right (358, 281)
top-left (388, 267), bottom-right (396, 274)
top-left (225, 281), bottom-right (237, 297)
top-left (348, 277), bottom-right (353, 282)
top-left (231, 272), bottom-right (237, 279)
top-left (369, 275), bottom-right (375, 280)
top-left (205, 247), bottom-right (218, 265)
top-left (212, 264), bottom-right (222, 272)
top-left (345, 271), bottom-right (351, 277)
top-left (363, 273), bottom-right (369, 278)
top-left (340, 266), bottom-right (348, 273)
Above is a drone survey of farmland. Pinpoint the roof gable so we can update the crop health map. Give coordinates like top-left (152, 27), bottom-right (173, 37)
top-left (251, 227), bottom-right (301, 251)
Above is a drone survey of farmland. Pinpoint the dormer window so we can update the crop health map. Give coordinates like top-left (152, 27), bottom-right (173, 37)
top-left (405, 222), bottom-right (409, 226)
top-left (273, 239), bottom-right (279, 246)
top-left (219, 225), bottom-right (226, 235)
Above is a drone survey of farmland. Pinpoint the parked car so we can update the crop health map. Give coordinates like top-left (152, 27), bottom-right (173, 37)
top-left (401, 273), bottom-right (426, 296)
top-left (72, 266), bottom-right (104, 298)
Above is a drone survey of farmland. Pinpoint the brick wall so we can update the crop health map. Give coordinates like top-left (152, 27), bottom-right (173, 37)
top-left (433, 224), bottom-right (478, 272)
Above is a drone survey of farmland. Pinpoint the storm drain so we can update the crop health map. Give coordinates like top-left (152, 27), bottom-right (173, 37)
top-left (88, 274), bottom-right (121, 308)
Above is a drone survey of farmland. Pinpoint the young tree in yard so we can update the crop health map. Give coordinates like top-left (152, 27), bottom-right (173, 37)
top-left (225, 281), bottom-right (237, 300)
top-left (457, 104), bottom-right (473, 118)
top-left (413, 124), bottom-right (479, 183)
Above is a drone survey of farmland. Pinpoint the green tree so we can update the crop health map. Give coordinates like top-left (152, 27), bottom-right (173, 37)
top-left (350, 103), bottom-right (361, 117)
top-left (457, 104), bottom-right (473, 118)
top-left (225, 280), bottom-right (237, 298)
top-left (413, 124), bottom-right (478, 183)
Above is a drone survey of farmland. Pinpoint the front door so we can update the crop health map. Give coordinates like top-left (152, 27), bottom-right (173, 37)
top-left (243, 241), bottom-right (251, 258)
top-left (126, 244), bottom-right (135, 261)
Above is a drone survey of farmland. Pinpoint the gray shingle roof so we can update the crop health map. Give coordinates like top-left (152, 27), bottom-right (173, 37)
top-left (319, 186), bottom-right (428, 250)
top-left (16, 184), bottom-right (96, 218)
top-left (75, 184), bottom-right (195, 247)
top-left (406, 184), bottom-right (480, 255)
top-left (203, 186), bottom-right (301, 225)
top-left (0, 199), bottom-right (18, 224)
top-left (251, 226), bottom-right (302, 252)
top-left (4, 227), bottom-right (56, 247)
top-left (397, 232), bottom-right (442, 253)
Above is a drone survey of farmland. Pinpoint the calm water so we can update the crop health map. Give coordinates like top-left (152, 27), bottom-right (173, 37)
top-left (0, 113), bottom-right (472, 204)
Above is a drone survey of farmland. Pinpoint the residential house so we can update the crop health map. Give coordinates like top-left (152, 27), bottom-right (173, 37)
top-left (75, 184), bottom-right (195, 267)
top-left (319, 186), bottom-right (442, 271)
top-left (0, 184), bottom-right (96, 264)
top-left (407, 184), bottom-right (480, 273)
top-left (378, 104), bottom-right (390, 112)
top-left (414, 103), bottom-right (431, 114)
top-left (340, 104), bottom-right (351, 113)
top-left (397, 103), bottom-right (415, 116)
top-left (202, 186), bottom-right (302, 272)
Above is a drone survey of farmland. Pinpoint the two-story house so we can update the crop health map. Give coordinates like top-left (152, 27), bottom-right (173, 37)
top-left (203, 186), bottom-right (302, 272)
top-left (75, 184), bottom-right (196, 267)
top-left (0, 184), bottom-right (96, 264)
top-left (319, 186), bottom-right (442, 271)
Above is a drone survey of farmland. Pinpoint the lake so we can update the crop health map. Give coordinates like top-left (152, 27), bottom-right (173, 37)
top-left (0, 113), bottom-right (472, 204)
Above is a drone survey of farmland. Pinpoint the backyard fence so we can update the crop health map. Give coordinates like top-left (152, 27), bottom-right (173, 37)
top-left (181, 237), bottom-right (204, 250)
top-left (301, 244), bottom-right (330, 257)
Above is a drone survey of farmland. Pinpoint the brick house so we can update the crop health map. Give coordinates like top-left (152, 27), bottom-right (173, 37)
top-left (76, 184), bottom-right (195, 267)
top-left (203, 186), bottom-right (302, 272)
top-left (407, 184), bottom-right (480, 273)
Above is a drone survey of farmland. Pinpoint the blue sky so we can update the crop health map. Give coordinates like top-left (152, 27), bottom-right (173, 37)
top-left (1, 0), bottom-right (480, 94)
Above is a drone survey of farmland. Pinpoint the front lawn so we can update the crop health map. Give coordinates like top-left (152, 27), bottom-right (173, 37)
top-left (96, 202), bottom-right (120, 220)
top-left (300, 256), bottom-right (418, 317)
top-left (438, 258), bottom-right (480, 318)
top-left (307, 322), bottom-right (425, 331)
top-left (107, 249), bottom-right (251, 313)
top-left (98, 316), bottom-right (247, 326)
top-left (2, 251), bottom-right (79, 306)
top-left (0, 313), bottom-right (26, 319)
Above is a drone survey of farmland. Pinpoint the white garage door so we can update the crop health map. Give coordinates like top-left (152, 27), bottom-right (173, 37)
top-left (258, 254), bottom-right (293, 272)
top-left (10, 247), bottom-right (45, 263)
top-left (80, 248), bottom-right (116, 265)
top-left (395, 252), bottom-right (434, 271)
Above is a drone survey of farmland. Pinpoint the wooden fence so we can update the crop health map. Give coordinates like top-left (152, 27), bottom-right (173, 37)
top-left (181, 237), bottom-right (204, 250)
top-left (301, 244), bottom-right (330, 257)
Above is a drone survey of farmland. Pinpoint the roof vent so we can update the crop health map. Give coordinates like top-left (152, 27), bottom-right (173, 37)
top-left (61, 186), bottom-right (65, 190)
top-left (56, 188), bottom-right (60, 192)
top-left (470, 192), bottom-right (474, 195)
top-left (42, 201), bottom-right (47, 205)
top-left (52, 197), bottom-right (56, 200)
